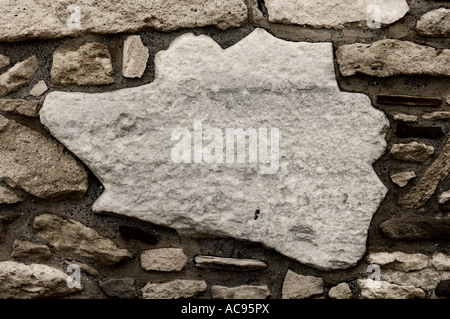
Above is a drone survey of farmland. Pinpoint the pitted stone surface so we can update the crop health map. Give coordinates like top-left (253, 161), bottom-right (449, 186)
top-left (0, 56), bottom-right (37, 96)
top-left (0, 99), bottom-right (39, 117)
top-left (417, 8), bottom-right (450, 37)
top-left (40, 29), bottom-right (388, 270)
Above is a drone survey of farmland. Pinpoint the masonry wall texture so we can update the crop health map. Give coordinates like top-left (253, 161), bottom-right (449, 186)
top-left (0, 0), bottom-right (449, 300)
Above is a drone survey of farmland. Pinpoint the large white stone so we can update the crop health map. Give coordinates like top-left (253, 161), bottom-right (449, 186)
top-left (40, 29), bottom-right (388, 270)
top-left (358, 279), bottom-right (425, 299)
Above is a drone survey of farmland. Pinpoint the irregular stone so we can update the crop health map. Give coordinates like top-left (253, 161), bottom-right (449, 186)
top-left (431, 253), bottom-right (450, 271)
top-left (367, 251), bottom-right (428, 272)
top-left (0, 0), bottom-right (248, 42)
top-left (40, 29), bottom-right (389, 271)
top-left (122, 36), bottom-right (149, 79)
top-left (0, 214), bottom-right (20, 242)
top-left (64, 260), bottom-right (99, 277)
top-left (389, 23), bottom-right (409, 39)
top-left (381, 268), bottom-right (450, 292)
top-left (282, 270), bottom-right (324, 299)
top-left (447, 96), bottom-right (450, 106)
top-left (99, 278), bottom-right (137, 299)
top-left (0, 261), bottom-right (82, 298)
top-left (389, 142), bottom-right (434, 163)
top-left (0, 56), bottom-right (38, 96)
top-left (141, 280), bottom-right (207, 299)
top-left (119, 225), bottom-right (158, 245)
top-left (0, 186), bottom-right (23, 204)
top-left (398, 139), bottom-right (450, 208)
top-left (378, 95), bottom-right (442, 107)
top-left (29, 80), bottom-right (48, 97)
top-left (438, 190), bottom-right (450, 212)
top-left (0, 115), bottom-right (88, 199)
top-left (0, 54), bottom-right (10, 69)
top-left (33, 214), bottom-right (132, 265)
top-left (328, 283), bottom-right (353, 299)
top-left (140, 248), bottom-right (188, 272)
top-left (396, 123), bottom-right (443, 139)
top-left (393, 114), bottom-right (417, 123)
top-left (194, 255), bottom-right (267, 271)
top-left (336, 40), bottom-right (450, 77)
top-left (0, 99), bottom-right (39, 117)
top-left (211, 285), bottom-right (271, 299)
top-left (358, 279), bottom-right (425, 299)
top-left (436, 280), bottom-right (450, 298)
top-left (265, 0), bottom-right (409, 28)
top-left (417, 8), bottom-right (450, 37)
top-left (11, 239), bottom-right (51, 259)
top-left (423, 111), bottom-right (450, 121)
top-left (390, 171), bottom-right (416, 188)
top-left (52, 43), bottom-right (114, 86)
top-left (379, 215), bottom-right (450, 240)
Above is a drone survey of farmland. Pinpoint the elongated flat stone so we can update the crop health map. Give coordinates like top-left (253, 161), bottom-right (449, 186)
top-left (358, 279), bottom-right (425, 299)
top-left (389, 142), bottom-right (434, 163)
top-left (423, 111), bottom-right (450, 121)
top-left (11, 239), bottom-right (52, 259)
top-left (393, 114), bottom-right (418, 123)
top-left (140, 248), bottom-right (188, 272)
top-left (367, 252), bottom-right (428, 272)
top-left (0, 99), bottom-right (39, 117)
top-left (265, 0), bottom-right (409, 28)
top-left (141, 280), bottom-right (207, 299)
top-left (378, 95), bottom-right (442, 107)
top-left (40, 29), bottom-right (388, 270)
top-left (194, 255), bottom-right (267, 271)
top-left (379, 216), bottom-right (450, 240)
top-left (417, 8), bottom-right (450, 37)
top-left (211, 285), bottom-right (271, 299)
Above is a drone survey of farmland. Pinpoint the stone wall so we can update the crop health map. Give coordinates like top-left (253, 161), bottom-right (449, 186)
top-left (0, 0), bottom-right (449, 300)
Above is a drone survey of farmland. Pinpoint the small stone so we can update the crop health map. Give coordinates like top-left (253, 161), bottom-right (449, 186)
top-left (99, 278), bottom-right (137, 299)
top-left (122, 35), bottom-right (149, 79)
top-left (140, 248), bottom-right (188, 272)
top-left (328, 283), bottom-right (353, 299)
top-left (422, 111), bottom-right (450, 121)
top-left (11, 239), bottom-right (51, 259)
top-left (447, 97), bottom-right (450, 106)
top-left (119, 225), bottom-right (158, 245)
top-left (211, 285), bottom-right (271, 299)
top-left (282, 270), bottom-right (324, 299)
top-left (390, 171), bottom-right (416, 188)
top-left (367, 251), bottom-right (428, 272)
top-left (0, 56), bottom-right (38, 97)
top-left (378, 94), bottom-right (442, 107)
top-left (382, 268), bottom-right (450, 292)
top-left (396, 123), bottom-right (443, 139)
top-left (438, 190), bottom-right (450, 205)
top-left (194, 255), bottom-right (268, 271)
top-left (431, 253), bottom-right (450, 271)
top-left (0, 54), bottom-right (10, 69)
top-left (0, 186), bottom-right (23, 204)
top-left (417, 8), bottom-right (450, 37)
top-left (436, 280), bottom-right (450, 298)
top-left (358, 279), bottom-right (425, 299)
top-left (0, 214), bottom-right (20, 242)
top-left (389, 23), bottom-right (409, 39)
top-left (389, 142), bottom-right (434, 163)
top-left (141, 280), bottom-right (207, 299)
top-left (29, 80), bottom-right (48, 97)
top-left (51, 42), bottom-right (115, 86)
top-left (33, 214), bottom-right (133, 265)
top-left (379, 215), bottom-right (450, 240)
top-left (64, 260), bottom-right (99, 277)
top-left (393, 114), bottom-right (418, 123)
top-left (0, 99), bottom-right (39, 117)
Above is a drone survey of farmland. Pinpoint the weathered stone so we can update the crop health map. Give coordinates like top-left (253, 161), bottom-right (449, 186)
top-left (379, 215), bottom-right (450, 240)
top-left (436, 280), bottom-right (450, 298)
top-left (40, 29), bottom-right (388, 271)
top-left (0, 115), bottom-right (88, 199)
top-left (396, 123), bottom-right (443, 139)
top-left (282, 270), bottom-right (324, 299)
top-left (367, 251), bottom-right (428, 272)
top-left (337, 40), bottom-right (450, 77)
top-left (0, 54), bottom-right (10, 69)
top-left (33, 214), bottom-right (132, 265)
top-left (358, 279), bottom-right (425, 299)
top-left (99, 278), bottom-right (137, 299)
top-left (141, 280), bottom-right (207, 299)
top-left (0, 99), bottom-right (39, 117)
top-left (389, 23), bottom-right (409, 39)
top-left (423, 111), bottom-right (450, 121)
top-left (0, 261), bottom-right (82, 298)
top-left (438, 190), bottom-right (450, 211)
top-left (398, 139), bottom-right (450, 208)
top-left (0, 0), bottom-right (248, 42)
top-left (265, 0), bottom-right (409, 28)
top-left (29, 80), bottom-right (48, 97)
top-left (390, 171), bottom-right (416, 188)
top-left (0, 186), bottom-right (23, 204)
top-left (0, 214), bottom-right (20, 242)
top-left (0, 56), bottom-right (38, 97)
top-left (382, 268), bottom-right (450, 292)
top-left (328, 283), bottom-right (353, 299)
top-left (417, 8), bottom-right (450, 37)
top-left (140, 248), bottom-right (188, 272)
top-left (64, 260), bottom-right (99, 276)
top-left (378, 95), bottom-right (442, 107)
top-left (389, 142), bottom-right (434, 163)
top-left (11, 239), bottom-right (51, 259)
top-left (211, 285), bottom-right (271, 299)
top-left (194, 255), bottom-right (267, 271)
top-left (393, 114), bottom-right (417, 123)
top-left (122, 36), bottom-right (148, 79)
top-left (431, 253), bottom-right (450, 271)
top-left (119, 225), bottom-right (158, 245)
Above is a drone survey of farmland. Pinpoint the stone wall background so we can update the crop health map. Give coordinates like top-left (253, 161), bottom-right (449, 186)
top-left (0, 0), bottom-right (449, 299)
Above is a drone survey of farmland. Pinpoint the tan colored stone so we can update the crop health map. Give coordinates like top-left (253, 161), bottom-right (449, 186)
top-left (417, 8), bottom-right (450, 37)
top-left (0, 56), bottom-right (37, 96)
top-left (367, 251), bottom-right (428, 272)
top-left (431, 253), bottom-right (450, 271)
top-left (282, 270), bottom-right (324, 299)
top-left (358, 279), bottom-right (425, 299)
top-left (0, 186), bottom-right (23, 204)
top-left (422, 111), bottom-right (450, 121)
top-left (141, 279), bottom-right (207, 299)
top-left (211, 285), bottom-right (271, 299)
top-left (0, 54), bottom-right (10, 69)
top-left (194, 255), bottom-right (267, 271)
top-left (140, 248), bottom-right (187, 272)
top-left (0, 99), bottom-right (39, 117)
top-left (382, 268), bottom-right (450, 292)
top-left (328, 283), bottom-right (353, 299)
top-left (393, 113), bottom-right (417, 123)
top-left (29, 80), bottom-right (48, 97)
top-left (122, 36), bottom-right (149, 79)
top-left (389, 142), bottom-right (434, 163)
top-left (11, 239), bottom-right (51, 259)
top-left (390, 171), bottom-right (416, 188)
top-left (64, 260), bottom-right (99, 276)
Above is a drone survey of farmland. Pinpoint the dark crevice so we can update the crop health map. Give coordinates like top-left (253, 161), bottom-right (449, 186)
top-left (257, 0), bottom-right (268, 18)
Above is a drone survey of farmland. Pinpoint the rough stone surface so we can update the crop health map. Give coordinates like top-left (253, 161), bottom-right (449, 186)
top-left (0, 0), bottom-right (248, 42)
top-left (389, 142), bottom-right (434, 163)
top-left (423, 111), bottom-right (450, 121)
top-left (0, 214), bottom-right (20, 242)
top-left (0, 54), bottom-right (9, 69)
top-left (11, 239), bottom-right (52, 259)
top-left (336, 40), bottom-right (450, 77)
top-left (99, 278), bottom-right (137, 299)
top-left (0, 186), bottom-right (23, 204)
top-left (281, 270), bottom-right (324, 299)
top-left (417, 8), bottom-right (450, 37)
top-left (390, 171), bottom-right (416, 188)
top-left (29, 80), bottom-right (48, 97)
top-left (393, 114), bottom-right (417, 123)
top-left (0, 99), bottom-right (39, 117)
top-left (211, 285), bottom-right (271, 299)
top-left (379, 216), bottom-right (450, 240)
top-left (141, 280), bottom-right (207, 299)
top-left (0, 56), bottom-right (38, 97)
top-left (367, 251), bottom-right (428, 272)
top-left (265, 0), bottom-right (409, 28)
top-left (358, 279), bottom-right (425, 299)
top-left (51, 42), bottom-right (115, 86)
top-left (40, 29), bottom-right (388, 270)
top-left (436, 280), bottom-right (450, 298)
top-left (33, 214), bottom-right (133, 265)
top-left (122, 36), bottom-right (149, 79)
top-left (0, 115), bottom-right (88, 199)
top-left (328, 283), bottom-right (353, 299)
top-left (140, 248), bottom-right (188, 272)
top-left (64, 260), bottom-right (99, 277)
top-left (382, 268), bottom-right (450, 292)
top-left (0, 261), bottom-right (82, 298)
top-left (431, 253), bottom-right (450, 271)
top-left (194, 255), bottom-right (267, 271)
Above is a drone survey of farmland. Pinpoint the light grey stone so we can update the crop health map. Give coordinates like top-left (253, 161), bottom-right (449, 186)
top-left (328, 283), bottom-right (353, 299)
top-left (211, 285), bottom-right (271, 299)
top-left (417, 8), bottom-right (450, 37)
top-left (358, 279), bottom-right (425, 299)
top-left (122, 36), bottom-right (149, 79)
top-left (367, 251), bottom-right (428, 272)
top-left (140, 248), bottom-right (188, 272)
top-left (389, 142), bottom-right (434, 163)
top-left (381, 268), bottom-right (450, 292)
top-left (11, 239), bottom-right (52, 259)
top-left (390, 171), bottom-right (416, 188)
top-left (265, 0), bottom-right (409, 28)
top-left (40, 29), bottom-right (388, 270)
top-left (438, 190), bottom-right (450, 205)
top-left (422, 111), bottom-right (450, 121)
top-left (336, 39), bottom-right (450, 77)
top-left (393, 113), bottom-right (417, 123)
top-left (0, 54), bottom-right (9, 69)
top-left (195, 256), bottom-right (267, 271)
top-left (282, 270), bottom-right (324, 299)
top-left (141, 279), bottom-right (207, 299)
top-left (0, 186), bottom-right (23, 204)
top-left (29, 80), bottom-right (48, 97)
top-left (0, 56), bottom-right (38, 97)
top-left (0, 99), bottom-right (39, 117)
top-left (431, 253), bottom-right (450, 271)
